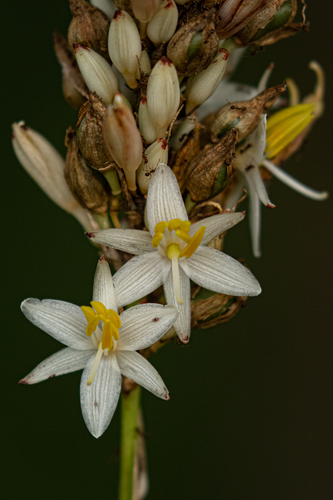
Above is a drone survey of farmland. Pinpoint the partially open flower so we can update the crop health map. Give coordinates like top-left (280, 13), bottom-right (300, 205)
top-left (147, 0), bottom-right (178, 45)
top-left (137, 139), bottom-right (169, 194)
top-left (73, 43), bottom-right (118, 105)
top-left (108, 9), bottom-right (142, 89)
top-left (138, 97), bottom-right (158, 145)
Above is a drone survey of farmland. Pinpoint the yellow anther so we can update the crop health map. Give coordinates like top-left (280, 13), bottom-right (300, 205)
top-left (176, 229), bottom-right (192, 244)
top-left (80, 306), bottom-right (96, 322)
top-left (179, 226), bottom-right (206, 259)
top-left (167, 243), bottom-right (181, 260)
top-left (107, 309), bottom-right (122, 328)
top-left (90, 301), bottom-right (108, 316)
top-left (86, 316), bottom-right (100, 337)
top-left (102, 321), bottom-right (114, 350)
top-left (167, 219), bottom-right (182, 232)
top-left (154, 221), bottom-right (168, 234)
top-left (179, 221), bottom-right (191, 233)
top-left (266, 103), bottom-right (314, 133)
top-left (152, 232), bottom-right (164, 248)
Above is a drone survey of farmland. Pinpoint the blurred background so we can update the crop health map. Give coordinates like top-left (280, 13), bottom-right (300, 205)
top-left (2, 1), bottom-right (332, 499)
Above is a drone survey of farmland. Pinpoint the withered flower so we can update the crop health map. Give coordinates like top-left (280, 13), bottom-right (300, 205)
top-left (215, 0), bottom-right (269, 39)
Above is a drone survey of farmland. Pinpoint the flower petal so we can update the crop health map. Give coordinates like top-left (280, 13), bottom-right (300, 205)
top-left (163, 267), bottom-right (191, 343)
top-left (113, 251), bottom-right (169, 307)
top-left (180, 246), bottom-right (261, 297)
top-left (248, 180), bottom-right (262, 258)
top-left (21, 299), bottom-right (94, 350)
top-left (146, 164), bottom-right (188, 234)
top-left (116, 350), bottom-right (169, 400)
top-left (20, 347), bottom-right (95, 385)
top-left (80, 353), bottom-right (122, 438)
top-left (244, 164), bottom-right (275, 208)
top-left (118, 304), bottom-right (179, 351)
top-left (86, 228), bottom-right (154, 255)
top-left (93, 256), bottom-right (118, 311)
top-left (189, 212), bottom-right (245, 246)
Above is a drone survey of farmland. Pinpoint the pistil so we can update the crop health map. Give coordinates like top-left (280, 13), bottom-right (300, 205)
top-left (167, 244), bottom-right (183, 305)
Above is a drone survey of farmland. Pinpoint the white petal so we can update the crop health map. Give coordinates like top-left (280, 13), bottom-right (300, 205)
top-left (263, 159), bottom-right (329, 201)
top-left (248, 180), bottom-right (262, 258)
top-left (224, 175), bottom-right (246, 210)
top-left (189, 212), bottom-right (245, 246)
top-left (21, 299), bottom-right (94, 350)
top-left (93, 256), bottom-right (118, 311)
top-left (118, 304), bottom-right (179, 351)
top-left (180, 246), bottom-right (261, 297)
top-left (20, 347), bottom-right (94, 385)
top-left (116, 350), bottom-right (169, 400)
top-left (244, 165), bottom-right (275, 208)
top-left (146, 163), bottom-right (188, 234)
top-left (163, 267), bottom-right (191, 343)
top-left (80, 354), bottom-right (122, 438)
top-left (113, 251), bottom-right (169, 307)
top-left (86, 228), bottom-right (154, 255)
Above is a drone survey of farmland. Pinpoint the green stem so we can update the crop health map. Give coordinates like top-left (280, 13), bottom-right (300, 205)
top-left (93, 212), bottom-right (111, 229)
top-left (118, 386), bottom-right (141, 500)
top-left (104, 169), bottom-right (123, 201)
top-left (185, 192), bottom-right (197, 215)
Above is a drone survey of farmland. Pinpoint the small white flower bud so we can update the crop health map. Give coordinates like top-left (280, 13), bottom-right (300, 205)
top-left (12, 122), bottom-right (93, 230)
top-left (147, 0), bottom-right (178, 45)
top-left (104, 93), bottom-right (142, 190)
top-left (108, 10), bottom-right (141, 89)
top-left (90, 0), bottom-right (116, 19)
top-left (135, 50), bottom-right (152, 79)
top-left (138, 97), bottom-right (157, 145)
top-left (73, 43), bottom-right (118, 105)
top-left (146, 57), bottom-right (180, 137)
top-left (137, 139), bottom-right (169, 194)
top-left (185, 48), bottom-right (229, 114)
top-left (131, 0), bottom-right (160, 23)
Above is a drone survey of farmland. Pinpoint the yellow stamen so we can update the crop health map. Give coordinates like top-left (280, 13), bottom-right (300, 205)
top-left (179, 226), bottom-right (206, 259)
top-left (152, 232), bottom-right (164, 248)
top-left (80, 301), bottom-right (121, 357)
top-left (80, 306), bottom-right (96, 322)
top-left (154, 221), bottom-right (168, 234)
top-left (266, 103), bottom-right (314, 132)
top-left (179, 221), bottom-right (191, 233)
top-left (107, 309), bottom-right (122, 328)
top-left (90, 301), bottom-right (108, 316)
top-left (87, 344), bottom-right (104, 386)
top-left (86, 316), bottom-right (100, 337)
top-left (266, 114), bottom-right (314, 159)
top-left (102, 321), bottom-right (114, 350)
top-left (168, 219), bottom-right (182, 232)
top-left (176, 229), bottom-right (192, 243)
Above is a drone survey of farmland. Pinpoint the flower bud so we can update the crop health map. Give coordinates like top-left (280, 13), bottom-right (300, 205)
top-left (131, 0), bottom-right (160, 23)
top-left (169, 116), bottom-right (196, 153)
top-left (65, 127), bottom-right (109, 214)
top-left (186, 129), bottom-right (238, 202)
top-left (146, 57), bottom-right (180, 137)
top-left (73, 43), bottom-right (118, 105)
top-left (185, 48), bottom-right (229, 114)
top-left (209, 82), bottom-right (287, 142)
top-left (135, 50), bottom-right (152, 79)
top-left (68, 0), bottom-right (111, 61)
top-left (147, 0), bottom-right (178, 45)
top-left (103, 93), bottom-right (143, 190)
top-left (90, 0), bottom-right (116, 19)
top-left (12, 122), bottom-right (94, 230)
top-left (137, 139), bottom-right (168, 194)
top-left (108, 10), bottom-right (142, 89)
top-left (138, 97), bottom-right (158, 144)
top-left (76, 92), bottom-right (114, 171)
top-left (167, 9), bottom-right (218, 76)
top-left (215, 0), bottom-right (268, 39)
top-left (53, 32), bottom-right (88, 110)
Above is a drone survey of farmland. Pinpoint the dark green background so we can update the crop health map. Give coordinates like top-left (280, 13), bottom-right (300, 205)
top-left (2, 2), bottom-right (332, 499)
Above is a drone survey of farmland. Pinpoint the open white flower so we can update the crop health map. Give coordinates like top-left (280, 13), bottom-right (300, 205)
top-left (86, 164), bottom-right (261, 343)
top-left (20, 256), bottom-right (178, 438)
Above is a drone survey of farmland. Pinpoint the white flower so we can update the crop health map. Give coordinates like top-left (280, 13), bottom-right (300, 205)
top-left (20, 256), bottom-right (178, 438)
top-left (86, 164), bottom-right (261, 343)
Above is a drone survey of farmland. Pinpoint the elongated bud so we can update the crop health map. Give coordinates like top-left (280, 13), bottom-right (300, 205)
top-left (90, 0), bottom-right (116, 19)
top-left (216, 0), bottom-right (267, 39)
top-left (146, 57), bottom-right (180, 137)
top-left (137, 139), bottom-right (168, 194)
top-left (186, 129), bottom-right (238, 202)
top-left (65, 127), bottom-right (109, 213)
top-left (77, 92), bottom-right (114, 171)
top-left (131, 0), bottom-right (160, 23)
top-left (73, 44), bottom-right (118, 105)
top-left (68, 0), bottom-right (111, 61)
top-left (135, 50), bottom-right (152, 79)
top-left (104, 93), bottom-right (143, 190)
top-left (209, 82), bottom-right (287, 141)
top-left (12, 122), bottom-right (93, 230)
top-left (167, 10), bottom-right (218, 76)
top-left (185, 48), bottom-right (229, 114)
top-left (53, 32), bottom-right (88, 110)
top-left (138, 97), bottom-right (158, 144)
top-left (108, 10), bottom-right (141, 89)
top-left (147, 0), bottom-right (178, 45)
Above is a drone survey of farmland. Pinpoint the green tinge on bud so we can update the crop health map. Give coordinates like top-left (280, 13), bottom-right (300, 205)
top-left (135, 50), bottom-right (152, 79)
top-left (215, 0), bottom-right (266, 39)
top-left (185, 48), bottom-right (229, 114)
top-left (147, 0), bottom-right (178, 45)
top-left (74, 43), bottom-right (118, 105)
top-left (146, 57), bottom-right (180, 138)
top-left (167, 9), bottom-right (219, 76)
top-left (103, 93), bottom-right (143, 191)
top-left (65, 127), bottom-right (109, 214)
top-left (68, 0), bottom-right (111, 62)
top-left (138, 97), bottom-right (158, 145)
top-left (131, 0), bottom-right (160, 23)
top-left (12, 122), bottom-right (94, 230)
top-left (108, 10), bottom-right (142, 89)
top-left (90, 0), bottom-right (116, 19)
top-left (137, 139), bottom-right (169, 194)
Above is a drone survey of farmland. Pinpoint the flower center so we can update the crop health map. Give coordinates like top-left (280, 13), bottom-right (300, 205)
top-left (81, 301), bottom-right (121, 385)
